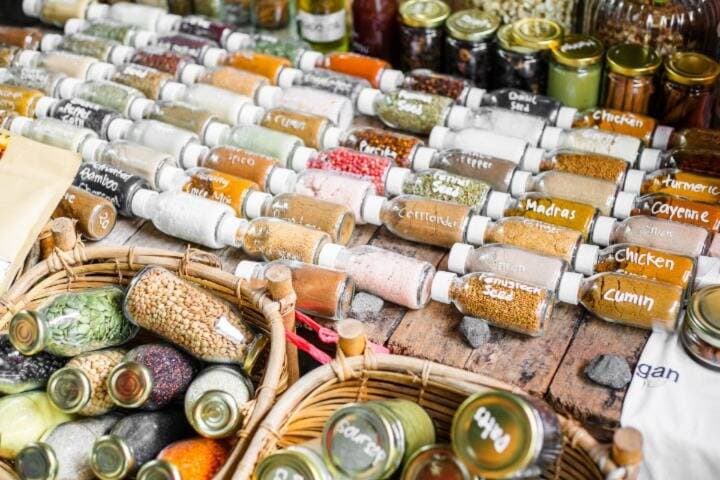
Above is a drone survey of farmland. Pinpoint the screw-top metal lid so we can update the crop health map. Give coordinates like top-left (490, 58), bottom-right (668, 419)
top-left (664, 52), bottom-right (720, 86)
top-left (16, 442), bottom-right (58, 480)
top-left (8, 311), bottom-right (47, 356)
top-left (401, 444), bottom-right (473, 480)
top-left (606, 43), bottom-right (661, 77)
top-left (685, 285), bottom-right (720, 349)
top-left (255, 445), bottom-right (332, 480)
top-left (136, 459), bottom-right (181, 480)
top-left (399, 0), bottom-right (451, 28)
top-left (446, 10), bottom-right (500, 42)
top-left (551, 34), bottom-right (604, 68)
top-left (47, 367), bottom-right (92, 413)
top-left (91, 435), bottom-right (134, 480)
top-left (190, 390), bottom-right (242, 438)
top-left (107, 361), bottom-right (153, 409)
top-left (511, 18), bottom-right (563, 51)
top-left (322, 403), bottom-right (404, 479)
top-left (451, 391), bottom-right (541, 478)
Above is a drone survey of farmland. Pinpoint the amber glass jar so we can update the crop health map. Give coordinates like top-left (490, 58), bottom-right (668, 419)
top-left (658, 52), bottom-right (720, 129)
top-left (602, 43), bottom-right (661, 115)
top-left (398, 0), bottom-right (451, 72)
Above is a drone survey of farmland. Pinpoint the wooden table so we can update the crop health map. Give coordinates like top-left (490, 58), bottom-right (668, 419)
top-left (102, 214), bottom-right (649, 440)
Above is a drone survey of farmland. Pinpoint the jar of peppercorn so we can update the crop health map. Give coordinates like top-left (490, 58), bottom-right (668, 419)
top-left (445, 9), bottom-right (500, 88)
top-left (398, 0), bottom-right (451, 72)
top-left (603, 43), bottom-right (661, 116)
top-left (658, 52), bottom-right (720, 129)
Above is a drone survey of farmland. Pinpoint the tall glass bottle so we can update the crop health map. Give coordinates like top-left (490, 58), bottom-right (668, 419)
top-left (297, 0), bottom-right (348, 53)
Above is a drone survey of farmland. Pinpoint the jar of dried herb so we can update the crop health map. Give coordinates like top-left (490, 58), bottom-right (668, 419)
top-left (432, 271), bottom-right (555, 336)
top-left (9, 287), bottom-right (137, 358)
top-left (47, 349), bottom-right (125, 416)
top-left (147, 102), bottom-right (225, 151)
top-left (0, 66), bottom-right (67, 97)
top-left (414, 149), bottom-right (519, 192)
top-left (65, 18), bottom-right (157, 48)
top-left (681, 286), bottom-right (720, 370)
top-left (239, 217), bottom-right (331, 263)
top-left (322, 400), bottom-right (436, 478)
top-left (124, 267), bottom-right (265, 372)
top-left (57, 79), bottom-right (154, 121)
top-left (602, 43), bottom-right (661, 116)
top-left (558, 271), bottom-right (683, 330)
top-left (44, 33), bottom-right (135, 66)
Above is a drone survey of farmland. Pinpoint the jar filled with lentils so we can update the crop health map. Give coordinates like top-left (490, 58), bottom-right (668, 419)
top-left (398, 0), bottom-right (451, 72)
top-left (603, 43), bottom-right (661, 115)
top-left (123, 266), bottom-right (267, 374)
top-left (445, 9), bottom-right (500, 88)
top-left (493, 18), bottom-right (563, 94)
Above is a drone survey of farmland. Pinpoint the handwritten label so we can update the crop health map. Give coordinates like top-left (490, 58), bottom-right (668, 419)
top-left (473, 406), bottom-right (511, 453)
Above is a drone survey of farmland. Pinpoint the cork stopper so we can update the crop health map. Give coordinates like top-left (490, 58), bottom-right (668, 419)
top-left (611, 427), bottom-right (644, 466)
top-left (50, 218), bottom-right (78, 251)
top-left (265, 264), bottom-right (294, 301)
top-left (337, 319), bottom-right (366, 357)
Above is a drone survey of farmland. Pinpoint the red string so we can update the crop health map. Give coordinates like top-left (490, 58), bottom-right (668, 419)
top-left (293, 311), bottom-right (390, 355)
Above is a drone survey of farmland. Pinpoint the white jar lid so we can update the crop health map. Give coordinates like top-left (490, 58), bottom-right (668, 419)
top-left (362, 195), bottom-right (386, 226)
top-left (356, 88), bottom-right (382, 116)
top-left (384, 167), bottom-right (411, 196)
top-left (34, 96), bottom-right (58, 118)
top-left (428, 126), bottom-right (452, 149)
top-left (203, 121), bottom-right (231, 147)
top-left (8, 116), bottom-right (33, 135)
top-left (107, 118), bottom-right (134, 141)
top-left (234, 260), bottom-right (262, 280)
top-left (296, 50), bottom-right (323, 71)
top-left (159, 81), bottom-right (187, 102)
top-left (217, 215), bottom-right (248, 248)
top-left (256, 86), bottom-right (282, 109)
top-left (22, 0), bottom-right (42, 17)
top-left (483, 191), bottom-right (512, 220)
top-left (85, 3), bottom-right (111, 20)
top-left (15, 50), bottom-right (41, 68)
top-left (156, 166), bottom-right (188, 192)
top-left (317, 242), bottom-right (346, 268)
top-left (243, 191), bottom-right (272, 218)
top-left (80, 137), bottom-right (107, 163)
top-left (623, 169), bottom-right (646, 194)
top-left (557, 272), bottom-right (583, 305)
top-left (179, 63), bottom-right (206, 85)
top-left (448, 243), bottom-right (474, 274)
top-left (130, 188), bottom-right (159, 219)
top-left (180, 142), bottom-right (210, 169)
top-left (64, 19), bottom-right (88, 35)
top-left (224, 32), bottom-right (253, 52)
top-left (431, 271), bottom-right (457, 304)
top-left (109, 45), bottom-right (136, 66)
top-left (202, 48), bottom-right (226, 68)
top-left (267, 167), bottom-right (297, 195)
top-left (131, 31), bottom-right (157, 49)
top-left (290, 146), bottom-right (317, 171)
top-left (57, 78), bottom-right (82, 98)
top-left (652, 126), bottom-right (674, 150)
top-left (510, 170), bottom-right (532, 196)
top-left (540, 126), bottom-right (563, 150)
top-left (591, 216), bottom-right (617, 246)
top-left (322, 126), bottom-right (342, 149)
top-left (573, 243), bottom-right (600, 276)
top-left (85, 62), bottom-right (116, 81)
top-left (463, 88), bottom-right (485, 110)
top-left (378, 69), bottom-right (404, 92)
top-left (612, 191), bottom-right (636, 219)
top-left (40, 34), bottom-right (63, 52)
top-left (522, 147), bottom-right (544, 170)
top-left (554, 107), bottom-right (577, 129)
top-left (446, 105), bottom-right (470, 130)
top-left (155, 13), bottom-right (182, 34)
top-left (411, 146), bottom-right (436, 170)
top-left (237, 104), bottom-right (265, 126)
top-left (276, 67), bottom-right (303, 88)
top-left (128, 98), bottom-right (155, 120)
top-left (465, 215), bottom-right (490, 245)
top-left (637, 148), bottom-right (662, 171)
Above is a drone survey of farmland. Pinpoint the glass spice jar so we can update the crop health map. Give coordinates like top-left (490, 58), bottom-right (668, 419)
top-left (222, 51), bottom-right (297, 85)
top-left (136, 438), bottom-right (230, 480)
top-left (466, 106), bottom-right (550, 147)
top-left (182, 83), bottom-right (265, 126)
top-left (273, 86), bottom-right (354, 129)
top-left (261, 107), bottom-right (341, 150)
top-left (236, 259), bottom-right (355, 320)
top-left (432, 271), bottom-right (555, 336)
top-left (124, 118), bottom-right (209, 167)
top-left (124, 266), bottom-right (266, 372)
top-left (0, 66), bottom-right (66, 96)
top-left (493, 19), bottom-right (562, 94)
top-left (451, 391), bottom-right (561, 477)
top-left (540, 127), bottom-right (647, 165)
top-left (571, 108), bottom-right (674, 149)
top-left (146, 102), bottom-right (223, 147)
top-left (46, 349), bottom-right (126, 416)
top-left (8, 287), bottom-right (137, 358)
top-left (306, 147), bottom-right (394, 194)
top-left (221, 124), bottom-right (316, 170)
top-left (351, 0), bottom-right (398, 61)
top-left (603, 43), bottom-right (661, 116)
top-left (58, 78), bottom-right (155, 121)
top-left (155, 34), bottom-right (226, 68)
top-left (525, 150), bottom-right (630, 186)
top-left (64, 18), bottom-right (157, 49)
top-left (196, 67), bottom-right (275, 104)
top-left (294, 169), bottom-right (377, 223)
top-left (244, 191), bottom-right (356, 244)
top-left (53, 186), bottom-right (118, 242)
top-left (38, 97), bottom-right (131, 141)
top-left (320, 52), bottom-right (405, 92)
top-left (248, 33), bottom-right (321, 68)
top-left (255, 441), bottom-right (332, 480)
top-left (175, 167), bottom-right (259, 216)
top-left (615, 192), bottom-right (720, 234)
top-left (0, 335), bottom-right (65, 395)
top-left (668, 127), bottom-right (720, 151)
top-left (0, 26), bottom-right (43, 50)
top-left (0, 46), bottom-right (20, 68)
top-left (15, 50), bottom-right (116, 82)
top-left (111, 64), bottom-right (187, 102)
top-left (43, 33), bottom-right (135, 67)
top-left (16, 414), bottom-right (122, 480)
top-left (176, 15), bottom-right (251, 51)
top-left (448, 243), bottom-right (570, 291)
top-left (445, 10), bottom-right (499, 88)
top-left (131, 47), bottom-right (207, 85)
top-left (547, 34), bottom-right (604, 110)
top-left (642, 149), bottom-right (720, 179)
top-left (398, 0), bottom-right (451, 72)
top-left (108, 344), bottom-right (196, 410)
top-left (278, 68), bottom-right (371, 107)
top-left (23, 0), bottom-right (97, 27)
top-left (658, 52), bottom-right (720, 129)
top-left (681, 286), bottom-right (720, 370)
top-left (239, 217), bottom-right (332, 263)
top-left (296, 0), bottom-right (348, 53)
top-left (339, 127), bottom-right (430, 169)
top-left (414, 149), bottom-right (519, 192)
top-left (251, 0), bottom-right (291, 29)
top-left (402, 69), bottom-right (484, 108)
top-left (318, 243), bottom-right (436, 309)
top-left (73, 163), bottom-right (150, 218)
top-left (401, 444), bottom-right (472, 480)
top-left (624, 168), bottom-right (720, 205)
top-left (0, 84), bottom-right (44, 117)
top-left (9, 117), bottom-right (97, 153)
top-left (322, 400), bottom-right (436, 478)
top-left (91, 2), bottom-right (176, 35)
top-left (183, 365), bottom-right (254, 438)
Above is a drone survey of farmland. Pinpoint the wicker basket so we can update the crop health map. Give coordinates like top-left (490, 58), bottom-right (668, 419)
top-left (235, 352), bottom-right (642, 480)
top-left (0, 244), bottom-right (293, 480)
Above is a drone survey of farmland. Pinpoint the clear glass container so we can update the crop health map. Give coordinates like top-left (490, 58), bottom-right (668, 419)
top-left (351, 0), bottom-right (398, 61)
top-left (484, 216), bottom-right (584, 262)
top-left (51, 33), bottom-right (132, 65)
top-left (274, 87), bottom-right (353, 130)
top-left (248, 33), bottom-right (314, 66)
top-left (8, 287), bottom-right (137, 357)
top-left (285, 69), bottom-right (371, 104)
top-left (398, 0), bottom-right (451, 72)
top-left (131, 47), bottom-right (204, 83)
top-left (445, 10), bottom-right (499, 88)
top-left (0, 26), bottom-right (43, 49)
top-left (111, 63), bottom-right (185, 101)
top-left (68, 18), bottom-right (156, 48)
top-left (0, 84), bottom-right (43, 116)
top-left (182, 83), bottom-right (259, 126)
top-left (307, 147), bottom-right (394, 194)
top-left (296, 0), bottom-right (348, 52)
top-left (11, 117), bottom-right (97, 153)
top-left (621, 192), bottom-right (720, 233)
top-left (261, 108), bottom-right (338, 150)
top-left (294, 169), bottom-right (376, 223)
top-left (339, 126), bottom-right (426, 169)
top-left (530, 149), bottom-right (630, 185)
top-left (125, 118), bottom-right (207, 165)
top-left (240, 217), bottom-right (331, 263)
top-left (402, 69), bottom-right (477, 107)
top-left (197, 66), bottom-right (269, 99)
top-left (571, 108), bottom-right (667, 148)
top-left (547, 34), bottom-right (604, 110)
top-left (467, 106), bottom-right (549, 147)
top-left (66, 80), bottom-right (152, 119)
top-left (33, 0), bottom-right (94, 27)
top-left (137, 438), bottom-right (230, 480)
top-left (222, 51), bottom-right (292, 84)
top-left (251, 0), bottom-right (290, 29)
top-left (0, 335), bottom-right (65, 395)
top-left (428, 127), bottom-right (539, 166)
top-left (73, 162), bottom-right (150, 217)
top-left (321, 52), bottom-right (405, 91)
top-left (630, 168), bottom-right (720, 205)
top-left (177, 167), bottom-right (260, 216)
top-left (540, 127), bottom-right (644, 164)
top-left (256, 441), bottom-right (332, 480)
top-left (199, 146), bottom-right (295, 194)
top-left (101, 2), bottom-right (169, 32)
top-left (183, 365), bottom-right (253, 438)
top-left (658, 52), bottom-right (720, 129)
top-left (681, 285), bottom-right (720, 370)
top-left (0, 66), bottom-right (66, 96)
top-left (223, 124), bottom-right (311, 169)
top-left (124, 266), bottom-right (266, 371)
top-left (668, 127), bottom-right (720, 150)
top-left (148, 101), bottom-right (219, 139)
top-left (156, 34), bottom-right (224, 67)
top-left (602, 43), bottom-right (661, 116)
top-left (45, 98), bottom-right (127, 140)
top-left (500, 193), bottom-right (600, 240)
top-left (47, 349), bottom-right (125, 416)
top-left (477, 88), bottom-right (574, 126)
top-left (421, 149), bottom-right (519, 192)
top-left (176, 15), bottom-right (247, 49)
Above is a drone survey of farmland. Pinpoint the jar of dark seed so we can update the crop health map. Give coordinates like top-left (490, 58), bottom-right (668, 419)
top-left (398, 0), bottom-right (451, 72)
top-left (0, 335), bottom-right (65, 395)
top-left (107, 343), bottom-right (196, 411)
top-left (493, 18), bottom-right (563, 94)
top-left (445, 9), bottom-right (499, 88)
top-left (681, 285), bottom-right (720, 370)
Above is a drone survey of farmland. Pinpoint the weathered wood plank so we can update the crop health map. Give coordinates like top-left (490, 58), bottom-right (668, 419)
top-left (97, 218), bottom-right (145, 246)
top-left (547, 314), bottom-right (649, 440)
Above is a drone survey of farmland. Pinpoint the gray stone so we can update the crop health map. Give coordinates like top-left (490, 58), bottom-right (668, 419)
top-left (350, 292), bottom-right (384, 320)
top-left (459, 316), bottom-right (490, 349)
top-left (584, 354), bottom-right (632, 390)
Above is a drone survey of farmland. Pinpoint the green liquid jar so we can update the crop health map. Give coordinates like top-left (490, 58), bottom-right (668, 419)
top-left (547, 34), bottom-right (604, 110)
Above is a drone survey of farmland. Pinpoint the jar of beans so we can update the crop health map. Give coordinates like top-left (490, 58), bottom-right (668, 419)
top-left (398, 0), bottom-right (451, 72)
top-left (602, 43), bottom-right (661, 115)
top-left (445, 9), bottom-right (500, 88)
top-left (657, 52), bottom-right (720, 129)
top-left (493, 18), bottom-right (563, 94)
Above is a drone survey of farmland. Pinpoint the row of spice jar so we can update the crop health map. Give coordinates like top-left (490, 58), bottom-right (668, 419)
top-left (257, 390), bottom-right (563, 480)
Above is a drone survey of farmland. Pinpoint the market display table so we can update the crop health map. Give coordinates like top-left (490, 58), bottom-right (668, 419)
top-left (103, 215), bottom-right (649, 440)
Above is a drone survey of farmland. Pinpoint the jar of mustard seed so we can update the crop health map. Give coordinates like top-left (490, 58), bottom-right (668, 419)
top-left (451, 391), bottom-right (562, 479)
top-left (681, 285), bottom-right (720, 371)
top-left (398, 0), bottom-right (451, 72)
top-left (445, 9), bottom-right (500, 88)
top-left (658, 52), bottom-right (720, 129)
top-left (603, 43), bottom-right (661, 115)
top-left (493, 18), bottom-right (563, 94)
top-left (547, 34), bottom-right (604, 110)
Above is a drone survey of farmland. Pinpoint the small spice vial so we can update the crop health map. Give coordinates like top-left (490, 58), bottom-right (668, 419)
top-left (273, 86), bottom-right (354, 130)
top-left (317, 243), bottom-right (435, 309)
top-left (668, 127), bottom-right (720, 151)
top-left (640, 149), bottom-right (720, 178)
top-left (448, 242), bottom-right (570, 291)
top-left (41, 33), bottom-right (135, 67)
top-left (615, 192), bottom-right (720, 234)
top-left (111, 63), bottom-right (187, 101)
top-left (9, 116), bottom-right (97, 153)
top-left (47, 348), bottom-right (125, 417)
top-left (320, 51), bottom-right (405, 92)
top-left (0, 26), bottom-right (43, 50)
top-left (176, 166), bottom-right (259, 217)
top-left (0, 335), bottom-right (65, 395)
top-left (278, 68), bottom-right (371, 106)
top-left (73, 162), bottom-right (150, 218)
top-left (681, 286), bottom-right (720, 370)
top-left (451, 391), bottom-right (561, 478)
top-left (222, 51), bottom-right (299, 85)
top-left (444, 10), bottom-right (499, 89)
top-left (592, 215), bottom-right (710, 258)
top-left (466, 106), bottom-right (551, 147)
top-left (557, 271), bottom-right (683, 330)
top-left (305, 147), bottom-right (394, 194)
top-left (433, 271), bottom-right (554, 336)
top-left (64, 18), bottom-right (157, 49)
top-left (260, 107), bottom-right (342, 150)
top-left (182, 83), bottom-right (265, 126)
top-left (414, 148), bottom-right (519, 193)
top-left (477, 87), bottom-right (577, 127)
top-left (136, 438), bottom-right (230, 480)
top-left (221, 124), bottom-right (316, 171)
top-left (255, 441), bottom-right (332, 480)
top-left (624, 168), bottom-right (720, 205)
top-left (177, 15), bottom-right (252, 51)
top-left (131, 47), bottom-right (207, 84)
top-left (235, 259), bottom-right (355, 320)
top-left (401, 444), bottom-right (473, 480)
top-left (98, 2), bottom-right (179, 33)
top-left (155, 33), bottom-right (226, 68)
top-left (124, 266), bottom-right (267, 372)
top-left (56, 78), bottom-right (155, 121)
top-left (293, 169), bottom-right (376, 223)
top-left (123, 118), bottom-right (209, 169)
top-left (540, 126), bottom-right (658, 166)
top-left (603, 43), bottom-right (661, 116)
top-left (15, 50), bottom-right (116, 82)
top-left (23, 0), bottom-right (105, 28)
top-left (547, 34), bottom-right (604, 110)
top-left (184, 365), bottom-right (254, 438)
top-left (339, 126), bottom-right (432, 169)
top-left (107, 343), bottom-right (196, 411)
top-left (322, 400), bottom-right (436, 479)
top-left (572, 108), bottom-right (674, 149)
top-left (239, 217), bottom-right (332, 263)
top-left (40, 97), bottom-right (133, 141)
top-left (525, 149), bottom-right (631, 186)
